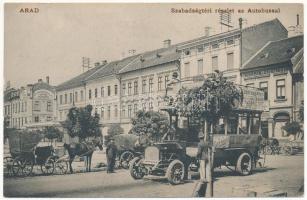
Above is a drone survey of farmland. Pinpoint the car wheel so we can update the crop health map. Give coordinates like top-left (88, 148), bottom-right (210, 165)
top-left (129, 157), bottom-right (144, 179)
top-left (236, 152), bottom-right (252, 176)
top-left (166, 160), bottom-right (185, 185)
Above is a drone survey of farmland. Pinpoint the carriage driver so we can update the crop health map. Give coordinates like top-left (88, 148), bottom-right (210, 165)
top-left (196, 132), bottom-right (210, 182)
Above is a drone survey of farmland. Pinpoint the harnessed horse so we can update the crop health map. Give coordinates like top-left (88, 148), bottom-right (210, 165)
top-left (64, 137), bottom-right (103, 173)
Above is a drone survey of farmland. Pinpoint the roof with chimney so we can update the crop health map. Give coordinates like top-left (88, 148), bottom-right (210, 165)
top-left (118, 45), bottom-right (180, 74)
top-left (177, 18), bottom-right (286, 50)
top-left (56, 64), bottom-right (106, 91)
top-left (242, 35), bottom-right (304, 70)
top-left (85, 54), bottom-right (139, 81)
top-left (32, 81), bottom-right (55, 93)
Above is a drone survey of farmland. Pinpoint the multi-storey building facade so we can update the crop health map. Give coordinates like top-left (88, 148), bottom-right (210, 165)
top-left (177, 19), bottom-right (288, 84)
top-left (54, 18), bottom-right (303, 139)
top-left (56, 65), bottom-right (105, 122)
top-left (118, 40), bottom-right (180, 133)
top-left (4, 77), bottom-right (56, 129)
top-left (241, 35), bottom-right (303, 139)
top-left (84, 55), bottom-right (139, 134)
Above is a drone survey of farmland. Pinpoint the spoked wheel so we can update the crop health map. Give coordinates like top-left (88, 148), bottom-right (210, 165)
top-left (12, 158), bottom-right (23, 177)
top-left (236, 152), bottom-right (252, 176)
top-left (13, 158), bottom-right (34, 177)
top-left (41, 157), bottom-right (55, 175)
top-left (166, 160), bottom-right (185, 185)
top-left (281, 145), bottom-right (293, 155)
top-left (120, 151), bottom-right (135, 169)
top-left (55, 160), bottom-right (69, 175)
top-left (4, 157), bottom-right (14, 177)
top-left (129, 157), bottom-right (144, 179)
top-left (264, 146), bottom-right (272, 155)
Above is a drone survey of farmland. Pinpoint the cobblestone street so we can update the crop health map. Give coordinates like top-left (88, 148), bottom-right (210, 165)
top-left (4, 154), bottom-right (304, 197)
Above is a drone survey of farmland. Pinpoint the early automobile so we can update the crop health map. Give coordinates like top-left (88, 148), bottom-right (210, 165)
top-left (129, 85), bottom-right (264, 184)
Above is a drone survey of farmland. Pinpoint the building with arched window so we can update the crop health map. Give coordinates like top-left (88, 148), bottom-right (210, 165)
top-left (241, 35), bottom-right (303, 139)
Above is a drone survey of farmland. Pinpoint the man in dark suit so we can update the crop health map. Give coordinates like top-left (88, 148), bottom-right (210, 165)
top-left (106, 138), bottom-right (117, 173)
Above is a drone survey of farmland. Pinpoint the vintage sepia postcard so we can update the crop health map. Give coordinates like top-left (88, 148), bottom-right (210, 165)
top-left (3, 2), bottom-right (304, 198)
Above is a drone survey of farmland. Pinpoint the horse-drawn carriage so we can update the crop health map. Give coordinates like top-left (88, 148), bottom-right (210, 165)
top-left (4, 130), bottom-right (68, 177)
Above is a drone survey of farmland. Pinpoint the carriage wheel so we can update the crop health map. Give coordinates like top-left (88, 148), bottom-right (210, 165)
top-left (12, 158), bottom-right (23, 176)
top-left (4, 157), bottom-right (14, 177)
top-left (41, 157), bottom-right (55, 175)
top-left (264, 146), bottom-right (272, 155)
top-left (282, 145), bottom-right (293, 155)
top-left (120, 151), bottom-right (135, 169)
top-left (20, 159), bottom-right (34, 177)
top-left (55, 160), bottom-right (68, 175)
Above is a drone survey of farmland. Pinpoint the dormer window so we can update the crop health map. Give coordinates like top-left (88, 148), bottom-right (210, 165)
top-left (185, 50), bottom-right (190, 56)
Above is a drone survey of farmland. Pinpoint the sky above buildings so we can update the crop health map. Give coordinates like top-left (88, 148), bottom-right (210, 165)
top-left (4, 3), bottom-right (303, 88)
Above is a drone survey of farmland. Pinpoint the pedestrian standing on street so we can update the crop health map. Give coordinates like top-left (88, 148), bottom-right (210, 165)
top-left (192, 132), bottom-right (210, 197)
top-left (106, 138), bottom-right (117, 173)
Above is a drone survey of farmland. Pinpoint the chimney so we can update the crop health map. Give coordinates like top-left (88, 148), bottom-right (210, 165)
top-left (204, 26), bottom-right (211, 37)
top-left (163, 39), bottom-right (171, 48)
top-left (38, 79), bottom-right (43, 83)
top-left (128, 49), bottom-right (136, 56)
top-left (46, 76), bottom-right (50, 84)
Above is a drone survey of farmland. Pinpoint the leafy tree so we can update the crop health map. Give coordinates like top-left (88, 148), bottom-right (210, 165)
top-left (62, 105), bottom-right (101, 140)
top-left (130, 110), bottom-right (169, 143)
top-left (107, 123), bottom-right (124, 137)
top-left (42, 126), bottom-right (64, 144)
top-left (105, 124), bottom-right (124, 145)
top-left (174, 71), bottom-right (242, 125)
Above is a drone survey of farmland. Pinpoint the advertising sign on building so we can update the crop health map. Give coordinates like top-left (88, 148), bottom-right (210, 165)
top-left (238, 86), bottom-right (267, 111)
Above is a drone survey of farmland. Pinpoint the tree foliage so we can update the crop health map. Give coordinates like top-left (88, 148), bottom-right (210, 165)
top-left (42, 126), bottom-right (63, 140)
top-left (174, 71), bottom-right (242, 124)
top-left (107, 123), bottom-right (124, 137)
top-left (62, 105), bottom-right (101, 140)
top-left (129, 110), bottom-right (169, 142)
